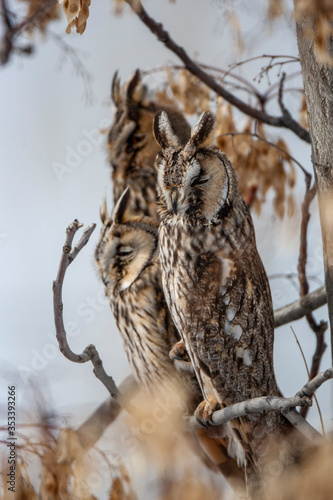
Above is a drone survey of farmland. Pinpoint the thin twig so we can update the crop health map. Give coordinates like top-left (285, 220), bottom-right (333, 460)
top-left (291, 327), bottom-right (325, 436)
top-left (269, 272), bottom-right (323, 289)
top-left (125, 0), bottom-right (311, 143)
top-left (264, 70), bottom-right (302, 98)
top-left (223, 54), bottom-right (299, 85)
top-left (143, 63), bottom-right (263, 101)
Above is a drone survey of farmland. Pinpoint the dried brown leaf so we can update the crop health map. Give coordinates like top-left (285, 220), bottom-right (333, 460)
top-left (215, 99), bottom-right (296, 217)
top-left (62, 0), bottom-right (91, 34)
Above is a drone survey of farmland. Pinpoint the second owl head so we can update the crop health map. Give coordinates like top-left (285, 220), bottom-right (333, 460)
top-left (95, 188), bottom-right (159, 294)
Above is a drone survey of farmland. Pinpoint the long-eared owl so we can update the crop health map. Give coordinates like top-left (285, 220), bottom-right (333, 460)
top-left (108, 70), bottom-right (190, 220)
top-left (154, 110), bottom-right (291, 481)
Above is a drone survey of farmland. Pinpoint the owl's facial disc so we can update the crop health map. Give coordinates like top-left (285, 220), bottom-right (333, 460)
top-left (161, 155), bottom-right (210, 215)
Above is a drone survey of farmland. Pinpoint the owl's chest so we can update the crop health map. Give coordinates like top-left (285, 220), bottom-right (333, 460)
top-left (108, 283), bottom-right (172, 388)
top-left (160, 221), bottom-right (225, 322)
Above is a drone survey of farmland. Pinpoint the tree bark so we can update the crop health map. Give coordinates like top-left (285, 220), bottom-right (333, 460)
top-left (295, 7), bottom-right (333, 365)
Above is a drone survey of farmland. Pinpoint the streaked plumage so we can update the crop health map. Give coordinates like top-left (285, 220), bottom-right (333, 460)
top-left (154, 110), bottom-right (291, 486)
top-left (95, 188), bottom-right (175, 391)
top-left (95, 187), bottom-right (246, 491)
top-left (108, 70), bottom-right (190, 220)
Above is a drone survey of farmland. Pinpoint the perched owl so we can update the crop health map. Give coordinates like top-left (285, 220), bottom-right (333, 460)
top-left (108, 70), bottom-right (190, 220)
top-left (154, 110), bottom-right (291, 484)
top-left (95, 187), bottom-right (246, 491)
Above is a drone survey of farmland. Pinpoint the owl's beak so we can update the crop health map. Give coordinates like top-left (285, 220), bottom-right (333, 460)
top-left (171, 192), bottom-right (178, 214)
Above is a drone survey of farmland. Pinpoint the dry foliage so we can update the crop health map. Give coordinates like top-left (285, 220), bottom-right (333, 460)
top-left (215, 99), bottom-right (296, 217)
top-left (262, 440), bottom-right (333, 500)
top-left (267, 0), bottom-right (286, 20)
top-left (0, 390), bottom-right (228, 500)
top-left (17, 0), bottom-right (60, 33)
top-left (1, 394), bottom-right (333, 500)
top-left (0, 421), bottom-right (135, 499)
top-left (113, 0), bottom-right (141, 15)
top-left (61, 0), bottom-right (91, 34)
top-left (166, 68), bottom-right (211, 115)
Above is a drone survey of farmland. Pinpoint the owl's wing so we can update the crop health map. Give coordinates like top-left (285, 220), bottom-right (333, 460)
top-left (185, 252), bottom-right (264, 478)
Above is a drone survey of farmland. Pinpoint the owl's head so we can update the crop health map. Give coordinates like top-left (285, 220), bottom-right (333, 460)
top-left (154, 111), bottom-right (237, 221)
top-left (95, 187), bottom-right (159, 294)
top-left (108, 70), bottom-right (190, 173)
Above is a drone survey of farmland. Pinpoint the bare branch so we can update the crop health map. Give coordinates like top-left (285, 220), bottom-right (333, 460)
top-left (281, 409), bottom-right (324, 442)
top-left (0, 0), bottom-right (57, 64)
top-left (189, 368), bottom-right (333, 442)
top-left (53, 220), bottom-right (120, 399)
top-left (274, 286), bottom-right (327, 328)
top-left (53, 220), bottom-right (96, 363)
top-left (298, 367), bottom-right (333, 398)
top-left (75, 376), bottom-right (138, 452)
top-left (125, 0), bottom-right (311, 143)
top-left (297, 179), bottom-right (327, 418)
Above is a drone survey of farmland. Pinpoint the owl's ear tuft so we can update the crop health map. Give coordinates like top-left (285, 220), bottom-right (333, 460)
top-left (188, 112), bottom-right (215, 150)
top-left (100, 192), bottom-right (108, 225)
top-left (111, 70), bottom-right (121, 106)
top-left (126, 69), bottom-right (142, 104)
top-left (114, 187), bottom-right (131, 224)
top-left (153, 110), bottom-right (181, 150)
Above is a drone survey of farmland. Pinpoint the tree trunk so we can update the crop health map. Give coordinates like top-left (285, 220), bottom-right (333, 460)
top-left (295, 8), bottom-right (333, 365)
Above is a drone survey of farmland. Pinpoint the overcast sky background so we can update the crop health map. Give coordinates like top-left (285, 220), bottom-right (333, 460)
top-left (0, 0), bottom-right (332, 490)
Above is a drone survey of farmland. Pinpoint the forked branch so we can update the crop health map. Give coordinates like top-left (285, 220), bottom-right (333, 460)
top-left (53, 220), bottom-right (121, 401)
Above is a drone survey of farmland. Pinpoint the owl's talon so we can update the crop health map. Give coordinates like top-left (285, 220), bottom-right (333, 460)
top-left (194, 398), bottom-right (219, 427)
top-left (169, 340), bottom-right (190, 362)
top-left (170, 341), bottom-right (194, 373)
